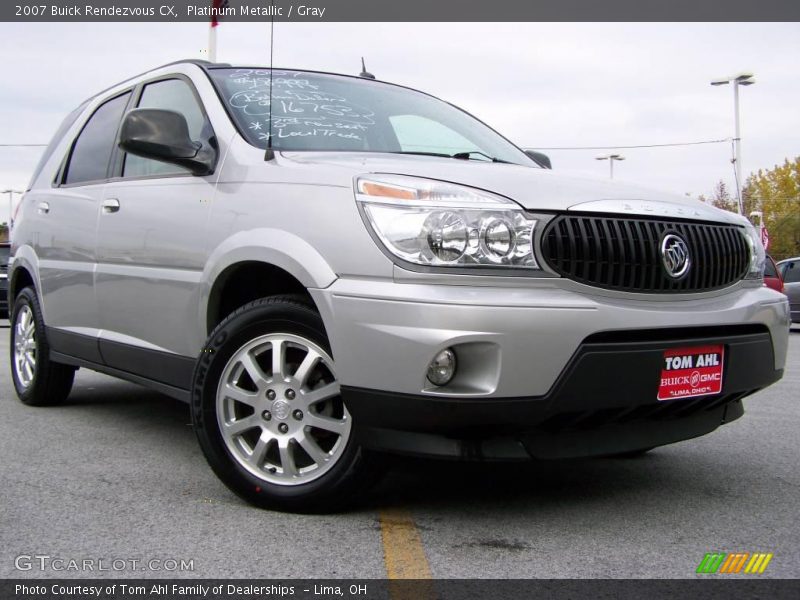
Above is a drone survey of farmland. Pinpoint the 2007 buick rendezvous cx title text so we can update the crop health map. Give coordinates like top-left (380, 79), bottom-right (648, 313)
top-left (8, 60), bottom-right (789, 512)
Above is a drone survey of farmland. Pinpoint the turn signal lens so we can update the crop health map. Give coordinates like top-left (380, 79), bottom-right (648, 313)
top-left (358, 180), bottom-right (417, 200)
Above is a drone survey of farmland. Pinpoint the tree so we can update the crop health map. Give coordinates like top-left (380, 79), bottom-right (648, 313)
top-left (742, 157), bottom-right (800, 261)
top-left (0, 222), bottom-right (8, 242)
top-left (698, 180), bottom-right (737, 212)
top-left (698, 180), bottom-right (759, 216)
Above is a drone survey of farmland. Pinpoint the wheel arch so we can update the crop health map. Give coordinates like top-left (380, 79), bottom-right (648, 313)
top-left (8, 246), bottom-right (41, 305)
top-left (202, 229), bottom-right (338, 336)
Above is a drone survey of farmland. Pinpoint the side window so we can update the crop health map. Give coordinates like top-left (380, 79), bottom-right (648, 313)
top-left (763, 258), bottom-right (778, 278)
top-left (123, 79), bottom-right (209, 178)
top-left (389, 114), bottom-right (479, 156)
top-left (64, 93), bottom-right (131, 185)
top-left (783, 262), bottom-right (800, 283)
top-left (29, 101), bottom-right (89, 189)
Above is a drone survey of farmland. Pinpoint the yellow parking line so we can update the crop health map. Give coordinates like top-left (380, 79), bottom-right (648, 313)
top-left (379, 508), bottom-right (433, 579)
top-left (379, 508), bottom-right (435, 600)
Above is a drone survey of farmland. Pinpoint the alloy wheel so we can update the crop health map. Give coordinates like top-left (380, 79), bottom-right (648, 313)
top-left (216, 333), bottom-right (351, 486)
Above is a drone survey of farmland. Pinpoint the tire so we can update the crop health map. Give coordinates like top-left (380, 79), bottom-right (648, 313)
top-left (10, 287), bottom-right (76, 406)
top-left (192, 295), bottom-right (377, 513)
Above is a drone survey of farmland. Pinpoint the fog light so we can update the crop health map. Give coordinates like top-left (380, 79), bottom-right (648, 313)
top-left (427, 348), bottom-right (457, 386)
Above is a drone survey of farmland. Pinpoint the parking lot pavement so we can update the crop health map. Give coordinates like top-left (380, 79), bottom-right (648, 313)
top-left (1, 322), bottom-right (798, 580)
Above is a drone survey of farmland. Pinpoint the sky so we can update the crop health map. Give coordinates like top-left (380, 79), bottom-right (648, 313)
top-left (1, 22), bottom-right (799, 223)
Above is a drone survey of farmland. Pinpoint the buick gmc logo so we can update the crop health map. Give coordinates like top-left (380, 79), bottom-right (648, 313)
top-left (660, 233), bottom-right (691, 278)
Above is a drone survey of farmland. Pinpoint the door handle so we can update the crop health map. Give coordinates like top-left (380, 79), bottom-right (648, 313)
top-left (102, 198), bottom-right (120, 214)
top-left (37, 202), bottom-right (50, 215)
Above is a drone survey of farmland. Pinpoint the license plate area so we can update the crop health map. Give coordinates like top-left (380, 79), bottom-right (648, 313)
top-left (658, 345), bottom-right (724, 401)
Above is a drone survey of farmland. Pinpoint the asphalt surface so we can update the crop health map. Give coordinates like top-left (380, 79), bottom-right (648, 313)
top-left (1, 321), bottom-right (799, 580)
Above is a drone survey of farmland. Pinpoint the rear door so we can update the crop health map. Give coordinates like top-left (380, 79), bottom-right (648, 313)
top-left (32, 91), bottom-right (132, 361)
top-left (94, 76), bottom-right (217, 388)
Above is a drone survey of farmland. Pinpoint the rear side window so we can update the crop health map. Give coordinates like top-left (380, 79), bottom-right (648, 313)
top-left (27, 101), bottom-right (88, 190)
top-left (783, 262), bottom-right (800, 283)
top-left (123, 78), bottom-right (209, 178)
top-left (64, 92), bottom-right (131, 185)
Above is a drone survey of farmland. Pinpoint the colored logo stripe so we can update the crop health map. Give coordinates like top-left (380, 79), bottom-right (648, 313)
top-left (745, 553), bottom-right (773, 574)
top-left (719, 553), bottom-right (749, 573)
top-left (697, 552), bottom-right (773, 574)
top-left (697, 553), bottom-right (726, 573)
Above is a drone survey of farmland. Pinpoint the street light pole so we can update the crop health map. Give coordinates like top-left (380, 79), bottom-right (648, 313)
top-left (595, 154), bottom-right (625, 179)
top-left (733, 80), bottom-right (741, 202)
top-left (711, 73), bottom-right (755, 215)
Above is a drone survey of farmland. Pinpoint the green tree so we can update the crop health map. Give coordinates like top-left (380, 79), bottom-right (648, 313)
top-left (698, 180), bottom-right (737, 212)
top-left (698, 180), bottom-right (759, 215)
top-left (742, 157), bottom-right (800, 261)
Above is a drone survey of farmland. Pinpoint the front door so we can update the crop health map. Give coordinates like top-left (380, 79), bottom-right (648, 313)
top-left (94, 77), bottom-right (217, 389)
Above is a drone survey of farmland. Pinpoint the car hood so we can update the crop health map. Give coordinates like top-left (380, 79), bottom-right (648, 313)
top-left (280, 151), bottom-right (743, 225)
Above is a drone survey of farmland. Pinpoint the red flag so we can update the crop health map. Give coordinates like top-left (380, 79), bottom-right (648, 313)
top-left (211, 0), bottom-right (229, 28)
top-left (761, 225), bottom-right (770, 251)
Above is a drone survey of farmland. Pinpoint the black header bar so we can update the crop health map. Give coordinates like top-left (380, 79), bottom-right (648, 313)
top-left (3, 578), bottom-right (800, 600)
top-left (3, 0), bottom-right (800, 23)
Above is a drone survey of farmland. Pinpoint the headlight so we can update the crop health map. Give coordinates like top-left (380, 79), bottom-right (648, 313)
top-left (355, 174), bottom-right (539, 269)
top-left (743, 222), bottom-right (765, 280)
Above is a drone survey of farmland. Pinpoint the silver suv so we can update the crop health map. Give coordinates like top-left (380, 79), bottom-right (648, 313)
top-left (9, 60), bottom-right (790, 512)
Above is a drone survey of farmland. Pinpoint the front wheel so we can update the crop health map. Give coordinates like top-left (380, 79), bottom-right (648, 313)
top-left (192, 295), bottom-right (376, 513)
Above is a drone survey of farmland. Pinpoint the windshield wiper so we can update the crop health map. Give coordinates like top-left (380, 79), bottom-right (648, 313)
top-left (390, 151), bottom-right (455, 159)
top-left (389, 150), bottom-right (511, 163)
top-left (452, 151), bottom-right (511, 163)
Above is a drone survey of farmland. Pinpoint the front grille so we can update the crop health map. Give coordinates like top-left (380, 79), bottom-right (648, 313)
top-left (540, 214), bottom-right (750, 293)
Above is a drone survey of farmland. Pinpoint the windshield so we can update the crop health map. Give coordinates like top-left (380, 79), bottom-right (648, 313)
top-left (208, 68), bottom-right (534, 165)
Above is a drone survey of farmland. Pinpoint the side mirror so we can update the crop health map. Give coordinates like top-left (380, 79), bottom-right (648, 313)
top-left (525, 150), bottom-right (552, 169)
top-left (119, 108), bottom-right (216, 176)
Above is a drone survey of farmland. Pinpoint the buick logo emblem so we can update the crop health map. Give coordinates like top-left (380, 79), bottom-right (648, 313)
top-left (272, 399), bottom-right (290, 421)
top-left (660, 233), bottom-right (691, 279)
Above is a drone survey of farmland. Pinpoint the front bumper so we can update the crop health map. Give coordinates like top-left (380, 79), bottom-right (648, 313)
top-left (311, 279), bottom-right (789, 459)
top-left (342, 327), bottom-right (779, 459)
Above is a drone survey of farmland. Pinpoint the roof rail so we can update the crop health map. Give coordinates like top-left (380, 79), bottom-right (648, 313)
top-left (153, 58), bottom-right (232, 70)
top-left (81, 58), bottom-right (232, 105)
